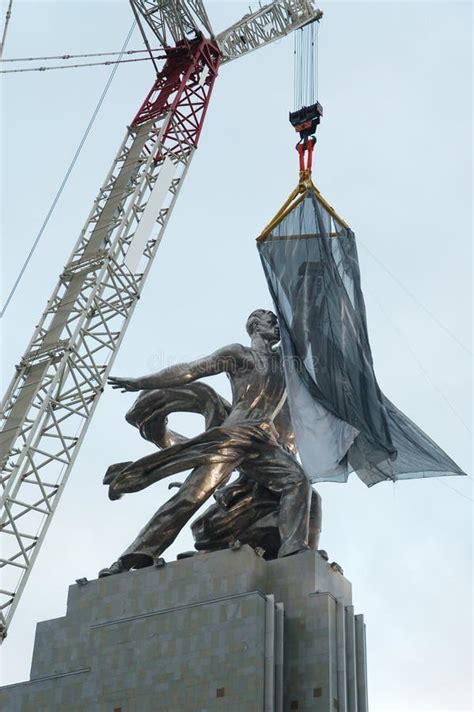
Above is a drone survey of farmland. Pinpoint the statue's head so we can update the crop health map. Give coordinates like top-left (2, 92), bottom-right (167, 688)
top-left (246, 309), bottom-right (280, 345)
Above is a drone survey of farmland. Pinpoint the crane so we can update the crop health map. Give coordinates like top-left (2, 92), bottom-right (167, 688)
top-left (0, 0), bottom-right (322, 640)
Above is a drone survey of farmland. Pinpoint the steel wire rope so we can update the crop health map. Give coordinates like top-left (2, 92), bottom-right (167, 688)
top-left (0, 47), bottom-right (154, 63)
top-left (309, 23), bottom-right (312, 100)
top-left (306, 28), bottom-right (310, 104)
top-left (0, 21), bottom-right (136, 317)
top-left (293, 22), bottom-right (318, 110)
top-left (299, 29), bottom-right (301, 108)
top-left (0, 0), bottom-right (13, 59)
top-left (299, 29), bottom-right (303, 107)
top-left (316, 22), bottom-right (319, 101)
top-left (301, 28), bottom-right (305, 106)
top-left (358, 240), bottom-right (472, 356)
top-left (433, 477), bottom-right (472, 503)
top-left (363, 280), bottom-right (471, 434)
top-left (0, 53), bottom-right (162, 74)
top-left (304, 28), bottom-right (307, 104)
top-left (293, 32), bottom-right (297, 109)
top-left (391, 472), bottom-right (473, 502)
top-left (298, 29), bottom-right (302, 108)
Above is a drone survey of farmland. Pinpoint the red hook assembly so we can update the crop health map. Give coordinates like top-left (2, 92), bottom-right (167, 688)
top-left (296, 136), bottom-right (316, 177)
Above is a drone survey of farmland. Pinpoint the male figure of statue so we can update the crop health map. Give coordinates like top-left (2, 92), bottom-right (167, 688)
top-left (99, 309), bottom-right (313, 576)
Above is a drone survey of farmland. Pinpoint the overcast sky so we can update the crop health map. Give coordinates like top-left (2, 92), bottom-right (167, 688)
top-left (0, 1), bottom-right (472, 710)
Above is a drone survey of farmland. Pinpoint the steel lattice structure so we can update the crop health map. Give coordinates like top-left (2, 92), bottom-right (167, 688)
top-left (216, 0), bottom-right (322, 63)
top-left (0, 0), bottom-right (321, 639)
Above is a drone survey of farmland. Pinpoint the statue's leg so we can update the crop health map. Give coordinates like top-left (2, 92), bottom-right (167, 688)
top-left (192, 484), bottom-right (278, 554)
top-left (192, 480), bottom-right (322, 559)
top-left (276, 475), bottom-right (312, 558)
top-left (106, 426), bottom-right (238, 498)
top-left (116, 457), bottom-right (242, 570)
top-left (245, 445), bottom-right (312, 558)
top-left (107, 447), bottom-right (202, 498)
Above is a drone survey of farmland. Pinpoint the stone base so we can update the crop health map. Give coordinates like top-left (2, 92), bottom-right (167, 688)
top-left (0, 546), bottom-right (368, 711)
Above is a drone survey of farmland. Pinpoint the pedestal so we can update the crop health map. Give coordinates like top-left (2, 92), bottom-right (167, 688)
top-left (0, 546), bottom-right (369, 711)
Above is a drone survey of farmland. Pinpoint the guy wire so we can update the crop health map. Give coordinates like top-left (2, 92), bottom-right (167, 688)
top-left (0, 22), bottom-right (137, 317)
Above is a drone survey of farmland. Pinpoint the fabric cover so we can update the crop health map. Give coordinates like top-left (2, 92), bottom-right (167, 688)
top-left (258, 189), bottom-right (465, 486)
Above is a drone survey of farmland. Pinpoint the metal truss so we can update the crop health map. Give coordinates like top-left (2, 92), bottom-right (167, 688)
top-left (0, 37), bottom-right (220, 640)
top-left (131, 0), bottom-right (214, 48)
top-left (0, 0), bottom-right (323, 640)
top-left (131, 0), bottom-right (322, 63)
top-left (216, 0), bottom-right (322, 64)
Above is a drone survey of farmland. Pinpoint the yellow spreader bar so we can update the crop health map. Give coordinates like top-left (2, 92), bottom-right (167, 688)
top-left (257, 171), bottom-right (350, 242)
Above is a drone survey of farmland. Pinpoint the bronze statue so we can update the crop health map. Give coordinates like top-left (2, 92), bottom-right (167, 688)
top-left (99, 310), bottom-right (321, 577)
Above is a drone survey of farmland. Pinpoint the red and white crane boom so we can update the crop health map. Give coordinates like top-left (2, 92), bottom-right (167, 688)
top-left (0, 0), bottom-right (322, 639)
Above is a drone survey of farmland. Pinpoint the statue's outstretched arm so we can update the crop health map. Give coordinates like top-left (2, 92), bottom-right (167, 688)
top-left (108, 344), bottom-right (253, 393)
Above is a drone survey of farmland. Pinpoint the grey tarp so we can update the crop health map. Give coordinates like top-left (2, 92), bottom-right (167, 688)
top-left (257, 189), bottom-right (465, 486)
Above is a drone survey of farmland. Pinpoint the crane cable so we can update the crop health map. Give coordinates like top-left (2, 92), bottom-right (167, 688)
top-left (363, 280), bottom-right (471, 435)
top-left (0, 0), bottom-right (13, 59)
top-left (293, 20), bottom-right (319, 110)
top-left (0, 21), bottom-right (136, 318)
top-left (0, 53), bottom-right (163, 74)
top-left (359, 241), bottom-right (472, 356)
top-left (0, 47), bottom-right (156, 63)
